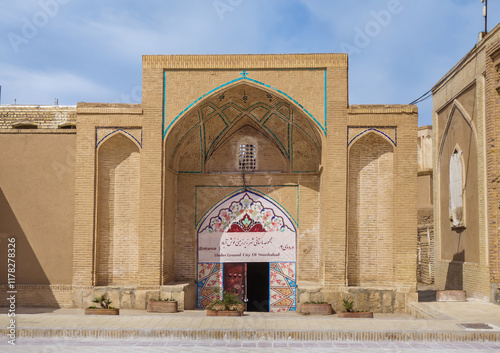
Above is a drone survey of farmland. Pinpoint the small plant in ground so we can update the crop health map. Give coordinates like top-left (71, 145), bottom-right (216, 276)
top-left (90, 294), bottom-right (114, 309)
top-left (342, 297), bottom-right (354, 312)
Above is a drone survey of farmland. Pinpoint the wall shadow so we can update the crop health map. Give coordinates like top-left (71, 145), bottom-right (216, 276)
top-left (0, 188), bottom-right (58, 312)
top-left (444, 250), bottom-right (464, 290)
top-left (418, 290), bottom-right (437, 302)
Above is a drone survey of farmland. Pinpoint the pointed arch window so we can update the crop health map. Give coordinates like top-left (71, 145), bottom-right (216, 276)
top-left (449, 149), bottom-right (464, 228)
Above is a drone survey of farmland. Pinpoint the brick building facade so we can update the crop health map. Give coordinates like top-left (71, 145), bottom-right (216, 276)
top-left (417, 126), bottom-right (434, 285)
top-left (0, 54), bottom-right (418, 312)
top-left (432, 23), bottom-right (500, 304)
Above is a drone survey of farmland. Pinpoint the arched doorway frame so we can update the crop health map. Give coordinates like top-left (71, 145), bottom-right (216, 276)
top-left (196, 190), bottom-right (298, 312)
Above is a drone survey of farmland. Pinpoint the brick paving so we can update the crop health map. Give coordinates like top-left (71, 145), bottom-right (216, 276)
top-left (2, 339), bottom-right (500, 352)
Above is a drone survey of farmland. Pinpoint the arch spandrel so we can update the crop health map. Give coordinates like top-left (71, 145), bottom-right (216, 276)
top-left (348, 128), bottom-right (396, 151)
top-left (96, 129), bottom-right (142, 151)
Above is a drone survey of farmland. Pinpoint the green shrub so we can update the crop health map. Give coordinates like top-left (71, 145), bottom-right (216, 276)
top-left (91, 294), bottom-right (114, 309)
top-left (342, 298), bottom-right (354, 313)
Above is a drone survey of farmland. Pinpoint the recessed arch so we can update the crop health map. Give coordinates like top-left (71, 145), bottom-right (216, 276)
top-left (436, 97), bottom-right (480, 264)
top-left (95, 132), bottom-right (141, 286)
top-left (163, 73), bottom-right (326, 138)
top-left (348, 132), bottom-right (395, 286)
top-left (164, 81), bottom-right (322, 173)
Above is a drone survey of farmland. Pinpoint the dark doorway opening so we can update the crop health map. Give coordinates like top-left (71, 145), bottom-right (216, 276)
top-left (246, 262), bottom-right (269, 312)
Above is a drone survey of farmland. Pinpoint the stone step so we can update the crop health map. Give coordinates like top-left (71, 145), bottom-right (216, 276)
top-left (3, 327), bottom-right (500, 342)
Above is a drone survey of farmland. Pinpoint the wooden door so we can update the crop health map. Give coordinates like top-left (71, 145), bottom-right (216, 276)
top-left (223, 263), bottom-right (246, 305)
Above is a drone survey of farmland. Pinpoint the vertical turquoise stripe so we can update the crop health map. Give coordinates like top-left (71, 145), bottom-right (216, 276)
top-left (163, 71), bottom-right (166, 139)
top-left (324, 69), bottom-right (327, 134)
top-left (296, 185), bottom-right (299, 226)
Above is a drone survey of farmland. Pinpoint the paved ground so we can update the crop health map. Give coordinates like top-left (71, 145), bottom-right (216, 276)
top-left (1, 298), bottom-right (500, 351)
top-left (2, 300), bottom-right (500, 334)
top-left (3, 339), bottom-right (500, 352)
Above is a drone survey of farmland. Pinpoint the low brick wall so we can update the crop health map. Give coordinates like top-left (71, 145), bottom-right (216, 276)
top-left (297, 284), bottom-right (417, 314)
top-left (73, 282), bottom-right (197, 310)
top-left (0, 283), bottom-right (197, 310)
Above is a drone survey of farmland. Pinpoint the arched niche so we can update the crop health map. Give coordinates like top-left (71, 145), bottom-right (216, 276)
top-left (164, 82), bottom-right (322, 174)
top-left (95, 132), bottom-right (141, 286)
top-left (347, 132), bottom-right (395, 286)
top-left (437, 101), bottom-right (480, 263)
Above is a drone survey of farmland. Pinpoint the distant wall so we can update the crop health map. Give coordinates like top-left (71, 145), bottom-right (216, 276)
top-left (0, 106), bottom-right (76, 129)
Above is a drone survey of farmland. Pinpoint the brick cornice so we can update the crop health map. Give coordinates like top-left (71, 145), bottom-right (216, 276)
top-left (143, 53), bottom-right (347, 69)
top-left (77, 108), bottom-right (143, 115)
top-left (348, 105), bottom-right (417, 115)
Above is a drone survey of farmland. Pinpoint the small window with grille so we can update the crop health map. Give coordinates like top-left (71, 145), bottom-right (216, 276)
top-left (239, 144), bottom-right (256, 171)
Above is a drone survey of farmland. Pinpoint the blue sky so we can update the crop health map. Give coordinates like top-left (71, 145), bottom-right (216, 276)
top-left (1, 0), bottom-right (499, 126)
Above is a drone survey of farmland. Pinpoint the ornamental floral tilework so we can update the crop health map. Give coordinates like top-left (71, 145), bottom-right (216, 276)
top-left (197, 263), bottom-right (222, 309)
top-left (197, 191), bottom-right (297, 312)
top-left (270, 262), bottom-right (296, 312)
top-left (199, 192), bottom-right (293, 234)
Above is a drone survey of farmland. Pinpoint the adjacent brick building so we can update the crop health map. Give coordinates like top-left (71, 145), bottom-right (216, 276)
top-left (432, 23), bottom-right (500, 304)
top-left (417, 125), bottom-right (434, 285)
top-left (0, 54), bottom-right (418, 312)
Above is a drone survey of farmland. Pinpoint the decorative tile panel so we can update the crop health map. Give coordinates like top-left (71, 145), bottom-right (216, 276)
top-left (197, 263), bottom-right (222, 309)
top-left (270, 262), bottom-right (296, 312)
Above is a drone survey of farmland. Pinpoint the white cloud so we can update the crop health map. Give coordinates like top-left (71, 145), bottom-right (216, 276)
top-left (0, 64), bottom-right (111, 105)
